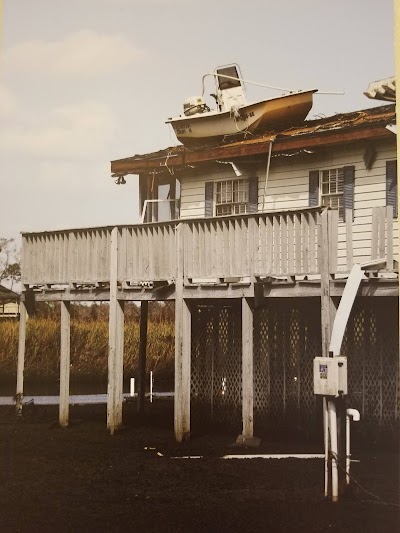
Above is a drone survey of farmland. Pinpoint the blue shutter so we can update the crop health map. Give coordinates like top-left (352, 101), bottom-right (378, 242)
top-left (248, 177), bottom-right (258, 213)
top-left (386, 160), bottom-right (397, 218)
top-left (343, 166), bottom-right (355, 222)
top-left (309, 170), bottom-right (319, 207)
top-left (205, 182), bottom-right (214, 217)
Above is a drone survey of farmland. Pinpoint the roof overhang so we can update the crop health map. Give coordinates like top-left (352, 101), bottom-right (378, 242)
top-left (111, 105), bottom-right (396, 176)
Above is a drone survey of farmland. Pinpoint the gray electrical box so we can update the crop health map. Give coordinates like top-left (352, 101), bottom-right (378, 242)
top-left (313, 356), bottom-right (347, 397)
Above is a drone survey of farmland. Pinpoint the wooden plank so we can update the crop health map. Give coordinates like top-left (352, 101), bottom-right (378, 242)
top-left (294, 213), bottom-right (302, 274)
top-left (386, 206), bottom-right (394, 270)
top-left (259, 217), bottom-right (267, 276)
top-left (280, 215), bottom-right (287, 274)
top-left (302, 213), bottom-right (309, 274)
top-left (371, 208), bottom-right (378, 260)
top-left (346, 209), bottom-right (353, 271)
top-left (229, 219), bottom-right (235, 276)
top-left (59, 301), bottom-right (71, 428)
top-left (265, 216), bottom-right (273, 275)
top-left (309, 212), bottom-right (317, 273)
top-left (320, 210), bottom-right (331, 357)
top-left (242, 298), bottom-right (254, 438)
top-left (273, 216), bottom-right (280, 275)
top-left (328, 210), bottom-right (339, 274)
top-left (287, 214), bottom-right (294, 274)
top-left (378, 206), bottom-right (386, 260)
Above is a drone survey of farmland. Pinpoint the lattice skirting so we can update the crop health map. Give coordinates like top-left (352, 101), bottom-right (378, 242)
top-left (190, 298), bottom-right (399, 438)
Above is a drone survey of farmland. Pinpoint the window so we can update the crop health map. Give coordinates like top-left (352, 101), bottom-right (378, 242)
top-left (309, 166), bottom-right (354, 222)
top-left (386, 160), bottom-right (397, 218)
top-left (320, 168), bottom-right (344, 219)
top-left (215, 179), bottom-right (249, 216)
top-left (205, 177), bottom-right (258, 217)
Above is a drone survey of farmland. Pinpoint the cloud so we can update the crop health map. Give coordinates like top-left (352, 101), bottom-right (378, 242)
top-left (0, 84), bottom-right (17, 117)
top-left (0, 101), bottom-right (117, 159)
top-left (1, 30), bottom-right (145, 77)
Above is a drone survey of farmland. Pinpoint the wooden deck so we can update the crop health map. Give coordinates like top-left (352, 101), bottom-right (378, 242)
top-left (21, 206), bottom-right (398, 300)
top-left (17, 206), bottom-right (398, 439)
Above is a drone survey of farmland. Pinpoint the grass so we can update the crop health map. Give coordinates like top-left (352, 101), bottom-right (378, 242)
top-left (0, 318), bottom-right (175, 384)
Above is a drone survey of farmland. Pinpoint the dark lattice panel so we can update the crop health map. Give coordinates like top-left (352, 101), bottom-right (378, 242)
top-left (191, 303), bottom-right (242, 431)
top-left (342, 298), bottom-right (399, 434)
top-left (254, 299), bottom-right (321, 435)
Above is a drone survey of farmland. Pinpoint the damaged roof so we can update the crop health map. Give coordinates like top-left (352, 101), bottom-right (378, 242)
top-left (111, 104), bottom-right (395, 176)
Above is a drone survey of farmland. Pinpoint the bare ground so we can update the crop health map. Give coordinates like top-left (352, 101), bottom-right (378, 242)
top-left (0, 400), bottom-right (398, 533)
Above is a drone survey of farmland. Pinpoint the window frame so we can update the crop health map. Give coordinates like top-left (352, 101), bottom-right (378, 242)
top-left (319, 167), bottom-right (345, 221)
top-left (214, 177), bottom-right (250, 217)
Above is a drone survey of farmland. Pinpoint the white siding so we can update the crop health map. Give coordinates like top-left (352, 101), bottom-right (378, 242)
top-left (179, 139), bottom-right (397, 270)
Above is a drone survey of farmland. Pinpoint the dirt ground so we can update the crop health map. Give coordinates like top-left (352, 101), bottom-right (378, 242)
top-left (0, 400), bottom-right (398, 533)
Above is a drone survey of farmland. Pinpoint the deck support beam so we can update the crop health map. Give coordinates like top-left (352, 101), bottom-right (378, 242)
top-left (241, 297), bottom-right (254, 438)
top-left (174, 223), bottom-right (191, 442)
top-left (59, 301), bottom-right (71, 427)
top-left (16, 299), bottom-right (28, 416)
top-left (137, 300), bottom-right (148, 415)
top-left (107, 228), bottom-right (125, 435)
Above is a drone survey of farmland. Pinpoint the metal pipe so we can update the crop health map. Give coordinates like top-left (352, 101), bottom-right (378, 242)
top-left (323, 397), bottom-right (329, 497)
top-left (130, 377), bottom-right (135, 397)
top-left (346, 408), bottom-right (360, 485)
top-left (262, 140), bottom-right (274, 212)
top-left (150, 370), bottom-right (153, 403)
top-left (201, 72), bottom-right (344, 96)
top-left (328, 400), bottom-right (339, 502)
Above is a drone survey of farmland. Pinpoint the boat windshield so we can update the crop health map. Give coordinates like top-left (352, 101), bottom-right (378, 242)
top-left (216, 66), bottom-right (241, 91)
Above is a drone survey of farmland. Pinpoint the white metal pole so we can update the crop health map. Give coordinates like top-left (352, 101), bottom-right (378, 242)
top-left (328, 400), bottom-right (339, 502)
top-left (346, 413), bottom-right (351, 485)
top-left (323, 397), bottom-right (330, 497)
top-left (130, 377), bottom-right (135, 397)
top-left (345, 408), bottom-right (360, 486)
top-left (150, 371), bottom-right (153, 403)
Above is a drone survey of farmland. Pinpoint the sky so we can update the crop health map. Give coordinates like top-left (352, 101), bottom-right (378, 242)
top-left (0, 0), bottom-right (395, 242)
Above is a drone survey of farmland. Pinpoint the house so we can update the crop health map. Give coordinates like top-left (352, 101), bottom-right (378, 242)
top-left (17, 99), bottom-right (398, 441)
top-left (0, 285), bottom-right (20, 318)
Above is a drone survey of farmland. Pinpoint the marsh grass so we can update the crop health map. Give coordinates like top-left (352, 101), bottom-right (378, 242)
top-left (0, 318), bottom-right (174, 384)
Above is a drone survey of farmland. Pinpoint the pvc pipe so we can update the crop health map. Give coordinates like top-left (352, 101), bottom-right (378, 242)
top-left (150, 371), bottom-right (153, 403)
top-left (130, 378), bottom-right (135, 397)
top-left (323, 397), bottom-right (329, 497)
top-left (346, 408), bottom-right (360, 485)
top-left (328, 400), bottom-right (339, 502)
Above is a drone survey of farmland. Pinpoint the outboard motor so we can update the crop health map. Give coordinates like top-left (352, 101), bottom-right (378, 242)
top-left (183, 96), bottom-right (209, 116)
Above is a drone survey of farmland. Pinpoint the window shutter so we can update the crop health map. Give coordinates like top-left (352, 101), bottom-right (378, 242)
top-left (205, 182), bottom-right (214, 217)
top-left (386, 160), bottom-right (397, 218)
top-left (309, 170), bottom-right (319, 207)
top-left (248, 177), bottom-right (258, 213)
top-left (343, 165), bottom-right (355, 221)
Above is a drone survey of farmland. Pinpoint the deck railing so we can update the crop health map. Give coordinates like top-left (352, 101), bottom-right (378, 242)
top-left (21, 206), bottom-right (396, 287)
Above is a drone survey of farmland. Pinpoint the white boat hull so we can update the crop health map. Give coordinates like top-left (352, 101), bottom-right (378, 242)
top-left (166, 90), bottom-right (316, 145)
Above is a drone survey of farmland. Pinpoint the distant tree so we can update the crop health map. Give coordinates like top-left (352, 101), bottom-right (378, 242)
top-left (0, 238), bottom-right (21, 291)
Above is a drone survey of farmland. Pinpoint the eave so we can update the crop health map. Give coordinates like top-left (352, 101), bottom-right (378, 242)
top-left (111, 106), bottom-right (396, 176)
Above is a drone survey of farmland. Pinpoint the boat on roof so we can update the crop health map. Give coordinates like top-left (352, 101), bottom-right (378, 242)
top-left (166, 64), bottom-right (317, 146)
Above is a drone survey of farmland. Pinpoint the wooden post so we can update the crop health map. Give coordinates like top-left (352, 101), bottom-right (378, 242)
top-left (320, 210), bottom-right (332, 357)
top-left (137, 300), bottom-right (148, 415)
top-left (59, 301), bottom-right (71, 427)
top-left (16, 298), bottom-right (28, 416)
top-left (107, 227), bottom-right (125, 434)
top-left (242, 297), bottom-right (254, 438)
top-left (174, 223), bottom-right (191, 442)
